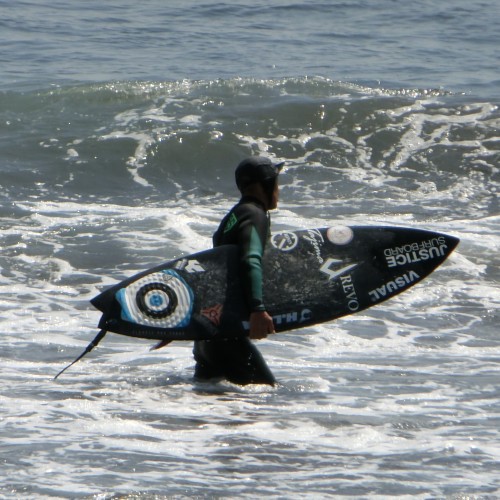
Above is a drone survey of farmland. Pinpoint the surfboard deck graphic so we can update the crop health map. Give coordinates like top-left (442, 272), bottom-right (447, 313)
top-left (91, 225), bottom-right (459, 341)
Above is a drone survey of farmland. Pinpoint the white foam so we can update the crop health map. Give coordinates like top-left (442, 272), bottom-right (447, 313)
top-left (2, 80), bottom-right (499, 498)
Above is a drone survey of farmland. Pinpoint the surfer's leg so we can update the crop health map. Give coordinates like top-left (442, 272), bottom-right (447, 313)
top-left (193, 338), bottom-right (275, 386)
top-left (193, 340), bottom-right (224, 380)
top-left (227, 338), bottom-right (276, 386)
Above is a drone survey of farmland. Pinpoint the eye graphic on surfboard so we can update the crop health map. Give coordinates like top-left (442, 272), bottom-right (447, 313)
top-left (116, 270), bottom-right (194, 328)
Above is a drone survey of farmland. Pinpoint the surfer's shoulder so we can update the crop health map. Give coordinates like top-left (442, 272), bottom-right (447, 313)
top-left (236, 196), bottom-right (267, 216)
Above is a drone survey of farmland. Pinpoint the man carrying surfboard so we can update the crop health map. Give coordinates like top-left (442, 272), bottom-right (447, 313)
top-left (56, 156), bottom-right (458, 382)
top-left (193, 156), bottom-right (284, 386)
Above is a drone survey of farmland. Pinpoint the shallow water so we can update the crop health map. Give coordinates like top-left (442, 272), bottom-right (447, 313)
top-left (1, 1), bottom-right (499, 498)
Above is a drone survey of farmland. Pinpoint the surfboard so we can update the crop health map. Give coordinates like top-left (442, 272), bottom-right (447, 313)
top-left (55, 225), bottom-right (458, 378)
top-left (92, 225), bottom-right (459, 340)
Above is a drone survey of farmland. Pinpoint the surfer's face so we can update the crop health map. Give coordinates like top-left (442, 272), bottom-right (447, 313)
top-left (242, 178), bottom-right (279, 210)
top-left (261, 176), bottom-right (279, 210)
top-left (268, 180), bottom-right (279, 210)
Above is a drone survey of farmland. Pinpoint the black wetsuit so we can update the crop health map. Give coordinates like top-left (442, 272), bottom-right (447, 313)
top-left (193, 196), bottom-right (276, 385)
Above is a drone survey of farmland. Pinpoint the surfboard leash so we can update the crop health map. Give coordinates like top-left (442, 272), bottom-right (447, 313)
top-left (54, 329), bottom-right (107, 380)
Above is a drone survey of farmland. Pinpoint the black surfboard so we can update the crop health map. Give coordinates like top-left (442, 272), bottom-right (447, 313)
top-left (91, 225), bottom-right (459, 341)
top-left (55, 225), bottom-right (459, 378)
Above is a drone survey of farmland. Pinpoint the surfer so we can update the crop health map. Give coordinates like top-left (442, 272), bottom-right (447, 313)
top-left (193, 156), bottom-right (284, 385)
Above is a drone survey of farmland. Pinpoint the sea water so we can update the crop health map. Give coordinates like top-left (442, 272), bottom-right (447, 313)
top-left (0, 1), bottom-right (499, 498)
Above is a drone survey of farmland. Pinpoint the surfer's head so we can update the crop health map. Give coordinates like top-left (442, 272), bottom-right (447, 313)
top-left (235, 156), bottom-right (284, 209)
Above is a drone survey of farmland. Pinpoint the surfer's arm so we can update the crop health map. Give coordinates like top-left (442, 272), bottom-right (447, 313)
top-left (240, 214), bottom-right (275, 338)
top-left (235, 205), bottom-right (269, 313)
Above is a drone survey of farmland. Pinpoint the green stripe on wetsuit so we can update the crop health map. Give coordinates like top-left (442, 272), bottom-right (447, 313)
top-left (245, 225), bottom-right (265, 311)
top-left (212, 196), bottom-right (269, 312)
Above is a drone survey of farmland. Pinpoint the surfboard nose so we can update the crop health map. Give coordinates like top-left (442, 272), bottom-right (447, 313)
top-left (447, 234), bottom-right (460, 252)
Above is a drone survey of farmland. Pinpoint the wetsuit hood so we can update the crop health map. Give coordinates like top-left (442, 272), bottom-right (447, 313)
top-left (235, 156), bottom-right (284, 192)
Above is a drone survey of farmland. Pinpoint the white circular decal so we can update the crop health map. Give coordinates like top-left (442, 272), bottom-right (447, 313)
top-left (117, 270), bottom-right (193, 328)
top-left (326, 226), bottom-right (354, 245)
top-left (271, 231), bottom-right (299, 251)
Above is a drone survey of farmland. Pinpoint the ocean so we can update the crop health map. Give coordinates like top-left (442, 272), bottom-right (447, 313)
top-left (1, 1), bottom-right (499, 498)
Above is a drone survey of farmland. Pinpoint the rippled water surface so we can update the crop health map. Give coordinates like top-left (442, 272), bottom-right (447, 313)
top-left (1, 1), bottom-right (499, 498)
